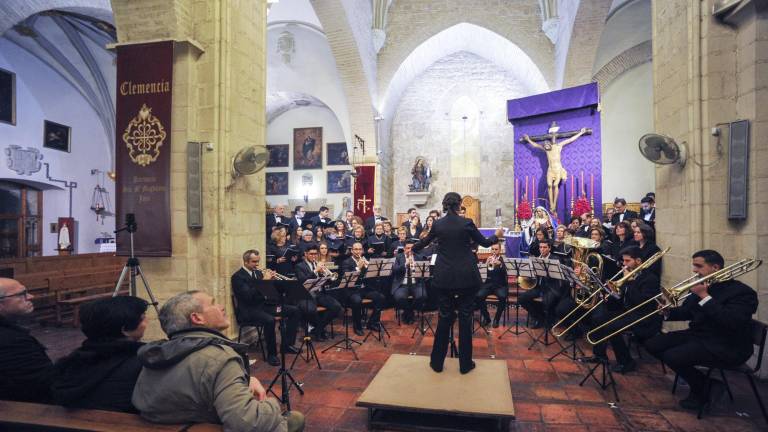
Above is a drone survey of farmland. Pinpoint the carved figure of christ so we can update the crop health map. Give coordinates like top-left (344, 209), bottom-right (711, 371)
top-left (520, 122), bottom-right (591, 212)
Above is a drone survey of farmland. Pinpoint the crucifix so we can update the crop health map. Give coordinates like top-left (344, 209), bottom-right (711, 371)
top-left (356, 194), bottom-right (372, 214)
top-left (520, 121), bottom-right (592, 212)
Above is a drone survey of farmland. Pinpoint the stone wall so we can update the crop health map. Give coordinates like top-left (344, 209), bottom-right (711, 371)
top-left (111, 0), bottom-right (267, 338)
top-left (652, 0), bottom-right (768, 373)
top-left (390, 51), bottom-right (525, 226)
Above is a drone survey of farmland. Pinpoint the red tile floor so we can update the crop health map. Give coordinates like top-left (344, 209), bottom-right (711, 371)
top-left (34, 309), bottom-right (768, 432)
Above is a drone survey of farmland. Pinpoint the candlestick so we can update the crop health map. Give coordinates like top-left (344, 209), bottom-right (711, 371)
top-left (570, 175), bottom-right (575, 214)
top-left (531, 176), bottom-right (536, 208)
top-left (525, 175), bottom-right (528, 200)
top-left (580, 171), bottom-right (585, 196)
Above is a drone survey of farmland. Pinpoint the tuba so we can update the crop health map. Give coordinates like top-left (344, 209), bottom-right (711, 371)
top-left (563, 236), bottom-right (604, 309)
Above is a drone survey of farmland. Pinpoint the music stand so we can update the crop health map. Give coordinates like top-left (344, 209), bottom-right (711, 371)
top-left (409, 261), bottom-right (435, 338)
top-left (289, 275), bottom-right (333, 370)
top-left (261, 280), bottom-right (306, 411)
top-left (547, 264), bottom-right (590, 361)
top-left (363, 258), bottom-right (395, 345)
top-left (498, 258), bottom-right (531, 339)
top-left (322, 271), bottom-right (361, 360)
top-left (527, 258), bottom-right (568, 351)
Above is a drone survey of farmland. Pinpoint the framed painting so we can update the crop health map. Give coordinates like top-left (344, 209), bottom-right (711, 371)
top-left (0, 68), bottom-right (15, 125)
top-left (293, 127), bottom-right (322, 169)
top-left (327, 170), bottom-right (351, 194)
top-left (43, 120), bottom-right (71, 152)
top-left (267, 144), bottom-right (289, 167)
top-left (266, 172), bottom-right (289, 195)
top-left (327, 142), bottom-right (349, 166)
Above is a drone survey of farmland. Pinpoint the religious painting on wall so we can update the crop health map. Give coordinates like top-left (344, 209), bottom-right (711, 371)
top-left (0, 68), bottom-right (15, 125)
top-left (43, 120), bottom-right (71, 152)
top-left (293, 127), bottom-right (322, 169)
top-left (327, 142), bottom-right (349, 166)
top-left (327, 170), bottom-right (351, 194)
top-left (266, 172), bottom-right (289, 195)
top-left (267, 144), bottom-right (289, 167)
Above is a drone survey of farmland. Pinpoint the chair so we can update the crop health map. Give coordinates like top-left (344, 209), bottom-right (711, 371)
top-left (671, 319), bottom-right (767, 422)
top-left (624, 330), bottom-right (666, 374)
top-left (232, 295), bottom-right (267, 360)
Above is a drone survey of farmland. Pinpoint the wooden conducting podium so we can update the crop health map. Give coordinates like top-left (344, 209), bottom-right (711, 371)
top-left (356, 354), bottom-right (515, 431)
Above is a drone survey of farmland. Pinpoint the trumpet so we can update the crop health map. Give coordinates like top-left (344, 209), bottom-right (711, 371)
top-left (316, 262), bottom-right (339, 281)
top-left (265, 269), bottom-right (296, 280)
top-left (584, 251), bottom-right (767, 346)
top-left (486, 254), bottom-right (502, 270)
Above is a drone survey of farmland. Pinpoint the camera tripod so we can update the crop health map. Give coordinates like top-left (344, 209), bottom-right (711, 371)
top-left (112, 214), bottom-right (159, 313)
top-left (267, 286), bottom-right (304, 411)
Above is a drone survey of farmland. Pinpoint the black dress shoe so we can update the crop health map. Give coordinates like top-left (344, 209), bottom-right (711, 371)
top-left (492, 319), bottom-right (500, 328)
top-left (430, 362), bottom-right (443, 373)
top-left (284, 345), bottom-right (300, 355)
top-left (267, 355), bottom-right (280, 367)
top-left (610, 360), bottom-right (637, 374)
top-left (353, 327), bottom-right (365, 337)
top-left (460, 361), bottom-right (476, 375)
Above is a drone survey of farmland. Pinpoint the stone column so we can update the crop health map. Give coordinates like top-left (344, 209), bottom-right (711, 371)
top-left (652, 0), bottom-right (768, 374)
top-left (111, 0), bottom-right (267, 338)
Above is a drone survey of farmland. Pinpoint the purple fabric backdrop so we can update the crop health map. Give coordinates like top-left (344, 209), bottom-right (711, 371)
top-left (507, 83), bottom-right (602, 223)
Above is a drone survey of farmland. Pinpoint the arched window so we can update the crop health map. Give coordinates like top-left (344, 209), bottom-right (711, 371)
top-left (0, 181), bottom-right (42, 258)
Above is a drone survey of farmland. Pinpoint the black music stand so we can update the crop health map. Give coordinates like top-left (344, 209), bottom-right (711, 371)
top-left (579, 356), bottom-right (619, 402)
top-left (322, 271), bottom-right (361, 360)
top-left (290, 275), bottom-right (333, 370)
top-left (363, 258), bottom-right (394, 345)
top-left (499, 258), bottom-right (534, 339)
top-left (547, 265), bottom-right (588, 361)
top-left (261, 280), bottom-right (305, 411)
top-left (409, 261), bottom-right (435, 338)
top-left (527, 258), bottom-right (568, 351)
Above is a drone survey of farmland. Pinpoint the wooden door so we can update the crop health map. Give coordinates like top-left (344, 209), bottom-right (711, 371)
top-left (461, 195), bottom-right (481, 226)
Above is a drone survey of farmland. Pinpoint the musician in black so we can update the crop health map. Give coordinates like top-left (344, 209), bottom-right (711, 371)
top-left (289, 206), bottom-right (306, 239)
top-left (518, 241), bottom-right (565, 329)
top-left (341, 242), bottom-right (385, 336)
top-left (645, 250), bottom-right (758, 410)
top-left (585, 246), bottom-right (662, 373)
top-left (633, 224), bottom-right (662, 277)
top-left (294, 245), bottom-right (343, 341)
top-left (309, 206), bottom-right (332, 229)
top-left (366, 223), bottom-right (391, 258)
top-left (413, 192), bottom-right (502, 375)
top-left (266, 204), bottom-right (287, 234)
top-left (610, 198), bottom-right (638, 226)
top-left (364, 206), bottom-right (389, 234)
top-left (266, 227), bottom-right (297, 277)
top-left (527, 228), bottom-right (549, 257)
top-left (230, 250), bottom-right (300, 366)
top-left (609, 221), bottom-right (635, 262)
top-left (391, 241), bottom-right (427, 324)
top-left (389, 227), bottom-right (408, 256)
top-left (476, 243), bottom-right (508, 328)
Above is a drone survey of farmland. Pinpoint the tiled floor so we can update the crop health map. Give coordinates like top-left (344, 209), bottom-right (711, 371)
top-left (34, 309), bottom-right (768, 432)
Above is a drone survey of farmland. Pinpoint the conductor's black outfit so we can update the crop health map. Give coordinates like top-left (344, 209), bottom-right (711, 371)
top-left (645, 279), bottom-right (758, 403)
top-left (412, 213), bottom-right (498, 373)
top-left (230, 268), bottom-right (300, 357)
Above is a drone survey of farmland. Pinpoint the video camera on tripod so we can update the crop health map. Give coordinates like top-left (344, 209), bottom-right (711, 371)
top-left (113, 213), bottom-right (159, 313)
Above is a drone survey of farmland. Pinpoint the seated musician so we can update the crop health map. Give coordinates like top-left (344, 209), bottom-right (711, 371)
top-left (391, 241), bottom-right (428, 324)
top-left (645, 250), bottom-right (758, 410)
top-left (366, 223), bottom-right (391, 258)
top-left (388, 226), bottom-right (409, 255)
top-left (476, 242), bottom-right (508, 328)
top-left (341, 242), bottom-right (385, 336)
top-left (231, 249), bottom-right (300, 367)
top-left (585, 246), bottom-right (662, 373)
top-left (518, 240), bottom-right (565, 329)
top-left (294, 244), bottom-right (343, 341)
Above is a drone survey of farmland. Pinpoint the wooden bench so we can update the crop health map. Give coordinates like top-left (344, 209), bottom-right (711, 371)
top-left (0, 400), bottom-right (221, 432)
top-left (53, 271), bottom-right (128, 326)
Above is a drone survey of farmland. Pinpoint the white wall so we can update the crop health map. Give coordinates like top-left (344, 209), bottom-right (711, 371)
top-left (0, 39), bottom-right (115, 255)
top-left (601, 61), bottom-right (655, 202)
top-left (266, 105), bottom-right (350, 216)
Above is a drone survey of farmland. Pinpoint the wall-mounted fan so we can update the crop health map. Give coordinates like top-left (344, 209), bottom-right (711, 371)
top-left (232, 145), bottom-right (268, 178)
top-left (638, 133), bottom-right (687, 167)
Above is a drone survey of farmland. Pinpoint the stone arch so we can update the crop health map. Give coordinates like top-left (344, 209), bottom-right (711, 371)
top-left (380, 23), bottom-right (550, 122)
top-left (592, 40), bottom-right (652, 93)
top-left (0, 0), bottom-right (113, 35)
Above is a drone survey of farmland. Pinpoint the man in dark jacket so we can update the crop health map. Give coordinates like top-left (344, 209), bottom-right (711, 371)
top-left (132, 291), bottom-right (304, 432)
top-left (231, 250), bottom-right (300, 366)
top-left (476, 242), bottom-right (509, 328)
top-left (391, 241), bottom-right (427, 324)
top-left (0, 277), bottom-right (56, 403)
top-left (294, 244), bottom-right (343, 341)
top-left (52, 296), bottom-right (148, 412)
top-left (610, 198), bottom-right (638, 226)
top-left (646, 250), bottom-right (758, 410)
top-left (585, 246), bottom-right (662, 374)
top-left (413, 192), bottom-right (502, 374)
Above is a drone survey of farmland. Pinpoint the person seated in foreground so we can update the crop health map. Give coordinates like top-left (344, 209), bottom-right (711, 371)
top-left (51, 296), bottom-right (148, 413)
top-left (0, 277), bottom-right (56, 403)
top-left (132, 291), bottom-right (304, 432)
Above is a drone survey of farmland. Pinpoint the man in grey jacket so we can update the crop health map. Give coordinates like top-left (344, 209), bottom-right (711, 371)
top-left (132, 290), bottom-right (304, 432)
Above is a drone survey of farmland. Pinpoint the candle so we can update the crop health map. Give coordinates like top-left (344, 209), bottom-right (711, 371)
top-left (525, 175), bottom-right (528, 199)
top-left (590, 173), bottom-right (594, 199)
top-left (515, 178), bottom-right (519, 205)
top-left (581, 171), bottom-right (585, 196)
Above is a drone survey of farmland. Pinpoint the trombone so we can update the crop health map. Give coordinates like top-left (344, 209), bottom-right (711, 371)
top-left (552, 262), bottom-right (623, 338)
top-left (552, 247), bottom-right (668, 338)
top-left (586, 257), bottom-right (761, 346)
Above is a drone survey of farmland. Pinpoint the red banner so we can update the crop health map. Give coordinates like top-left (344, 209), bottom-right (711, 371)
top-left (115, 41), bottom-right (173, 257)
top-left (353, 166), bottom-right (375, 220)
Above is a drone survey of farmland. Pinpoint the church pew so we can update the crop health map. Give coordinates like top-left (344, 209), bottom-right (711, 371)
top-left (0, 400), bottom-right (222, 432)
top-left (52, 270), bottom-right (127, 326)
